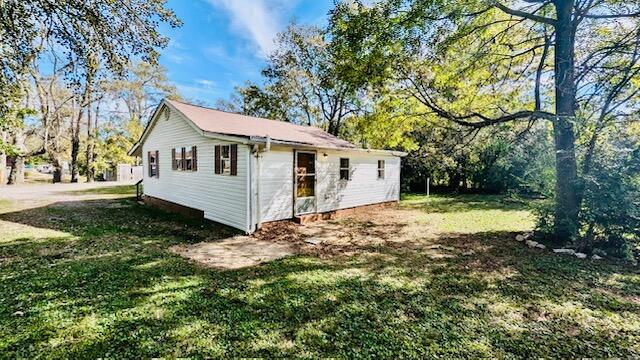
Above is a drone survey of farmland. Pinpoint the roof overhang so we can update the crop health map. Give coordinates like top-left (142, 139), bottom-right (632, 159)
top-left (248, 136), bottom-right (407, 156)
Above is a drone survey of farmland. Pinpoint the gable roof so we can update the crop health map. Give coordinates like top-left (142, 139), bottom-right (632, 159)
top-left (167, 99), bottom-right (355, 149)
top-left (129, 99), bottom-right (405, 157)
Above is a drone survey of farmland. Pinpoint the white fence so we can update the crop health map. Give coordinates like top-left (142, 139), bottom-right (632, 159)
top-left (105, 164), bottom-right (143, 182)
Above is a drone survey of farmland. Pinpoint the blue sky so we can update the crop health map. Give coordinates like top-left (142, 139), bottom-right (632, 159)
top-left (158, 0), bottom-right (334, 106)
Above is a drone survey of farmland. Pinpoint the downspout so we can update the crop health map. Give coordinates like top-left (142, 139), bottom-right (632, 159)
top-left (253, 135), bottom-right (271, 231)
top-left (255, 145), bottom-right (261, 230)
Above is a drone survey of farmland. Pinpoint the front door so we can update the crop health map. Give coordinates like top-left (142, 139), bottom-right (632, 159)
top-left (294, 151), bottom-right (316, 215)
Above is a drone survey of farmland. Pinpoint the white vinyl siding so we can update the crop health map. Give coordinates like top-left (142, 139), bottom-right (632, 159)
top-left (258, 147), bottom-right (294, 222)
top-left (316, 150), bottom-right (400, 213)
top-left (256, 147), bottom-right (401, 223)
top-left (142, 108), bottom-right (249, 231)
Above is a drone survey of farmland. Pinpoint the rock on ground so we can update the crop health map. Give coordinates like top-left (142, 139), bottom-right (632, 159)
top-left (553, 248), bottom-right (575, 255)
top-left (525, 240), bottom-right (539, 248)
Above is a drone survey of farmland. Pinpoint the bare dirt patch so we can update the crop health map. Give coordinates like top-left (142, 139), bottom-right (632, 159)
top-left (170, 236), bottom-right (295, 270)
top-left (252, 206), bottom-right (443, 259)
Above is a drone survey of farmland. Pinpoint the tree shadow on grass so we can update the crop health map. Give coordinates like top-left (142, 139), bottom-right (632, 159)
top-left (0, 198), bottom-right (639, 357)
top-left (62, 184), bottom-right (137, 196)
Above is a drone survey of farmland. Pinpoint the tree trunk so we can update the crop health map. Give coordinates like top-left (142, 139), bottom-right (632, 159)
top-left (52, 154), bottom-right (62, 183)
top-left (70, 135), bottom-right (80, 183)
top-left (86, 104), bottom-right (94, 182)
top-left (8, 157), bottom-right (24, 185)
top-left (8, 131), bottom-right (27, 185)
top-left (0, 130), bottom-right (6, 185)
top-left (552, 0), bottom-right (580, 244)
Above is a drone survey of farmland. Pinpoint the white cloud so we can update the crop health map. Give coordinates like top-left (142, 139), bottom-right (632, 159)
top-left (206, 0), bottom-right (298, 57)
top-left (177, 80), bottom-right (222, 104)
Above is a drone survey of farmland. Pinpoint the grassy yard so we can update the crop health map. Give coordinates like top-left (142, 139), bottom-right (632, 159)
top-left (0, 191), bottom-right (638, 358)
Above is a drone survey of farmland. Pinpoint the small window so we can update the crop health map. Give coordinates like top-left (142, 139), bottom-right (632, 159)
top-left (339, 158), bottom-right (350, 180)
top-left (221, 145), bottom-right (231, 175)
top-left (377, 160), bottom-right (385, 179)
top-left (174, 147), bottom-right (183, 170)
top-left (149, 151), bottom-right (158, 177)
top-left (184, 147), bottom-right (193, 170)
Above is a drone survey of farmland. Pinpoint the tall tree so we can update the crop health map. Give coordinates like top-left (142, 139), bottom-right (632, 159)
top-left (329, 0), bottom-right (640, 244)
top-left (0, 0), bottom-right (181, 184)
top-left (224, 24), bottom-right (360, 135)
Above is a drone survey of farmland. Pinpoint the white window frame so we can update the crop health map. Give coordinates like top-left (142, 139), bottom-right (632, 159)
top-left (377, 160), bottom-right (385, 179)
top-left (149, 152), bottom-right (158, 177)
top-left (174, 147), bottom-right (183, 170)
top-left (339, 158), bottom-right (350, 181)
top-left (184, 147), bottom-right (193, 171)
top-left (221, 145), bottom-right (231, 175)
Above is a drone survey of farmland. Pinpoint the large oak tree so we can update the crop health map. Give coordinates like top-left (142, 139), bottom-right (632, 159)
top-left (329, 0), bottom-right (640, 243)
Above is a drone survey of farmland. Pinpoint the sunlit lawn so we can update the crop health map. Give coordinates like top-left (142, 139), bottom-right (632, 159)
top-left (401, 193), bottom-right (536, 233)
top-left (0, 191), bottom-right (638, 358)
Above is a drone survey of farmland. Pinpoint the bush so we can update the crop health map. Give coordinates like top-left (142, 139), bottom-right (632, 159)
top-left (535, 145), bottom-right (640, 259)
top-left (578, 146), bottom-right (640, 258)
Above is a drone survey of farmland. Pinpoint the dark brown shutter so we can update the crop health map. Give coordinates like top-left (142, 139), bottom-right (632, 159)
top-left (192, 146), bottom-right (197, 171)
top-left (181, 147), bottom-right (186, 171)
top-left (171, 148), bottom-right (176, 170)
top-left (214, 145), bottom-right (221, 174)
top-left (148, 151), bottom-right (152, 177)
top-left (230, 144), bottom-right (237, 176)
top-left (155, 150), bottom-right (159, 177)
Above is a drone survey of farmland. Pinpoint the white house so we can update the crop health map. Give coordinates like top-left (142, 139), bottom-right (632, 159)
top-left (129, 99), bottom-right (406, 233)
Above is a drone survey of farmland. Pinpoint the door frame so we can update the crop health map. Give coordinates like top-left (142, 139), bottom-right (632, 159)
top-left (293, 149), bottom-right (317, 216)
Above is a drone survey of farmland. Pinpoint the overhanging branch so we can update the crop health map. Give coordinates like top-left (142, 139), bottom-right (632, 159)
top-left (494, 2), bottom-right (557, 26)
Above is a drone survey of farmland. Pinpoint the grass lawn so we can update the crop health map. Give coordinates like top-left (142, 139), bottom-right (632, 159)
top-left (0, 191), bottom-right (638, 358)
top-left (64, 184), bottom-right (138, 196)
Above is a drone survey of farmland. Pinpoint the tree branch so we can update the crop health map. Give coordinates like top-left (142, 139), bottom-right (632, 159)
top-left (494, 2), bottom-right (557, 26)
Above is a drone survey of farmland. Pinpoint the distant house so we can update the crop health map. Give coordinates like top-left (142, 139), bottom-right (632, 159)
top-left (129, 99), bottom-right (406, 233)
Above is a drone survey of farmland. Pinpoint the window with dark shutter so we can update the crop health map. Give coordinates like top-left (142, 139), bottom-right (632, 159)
top-left (173, 147), bottom-right (183, 170)
top-left (215, 144), bottom-right (237, 176)
top-left (148, 151), bottom-right (153, 177)
top-left (339, 158), bottom-right (350, 180)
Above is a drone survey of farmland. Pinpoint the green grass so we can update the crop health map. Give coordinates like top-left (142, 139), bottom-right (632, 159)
top-left (0, 194), bottom-right (638, 358)
top-left (401, 193), bottom-right (536, 233)
top-left (65, 184), bottom-right (137, 195)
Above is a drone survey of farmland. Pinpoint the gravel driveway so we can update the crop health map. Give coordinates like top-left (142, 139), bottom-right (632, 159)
top-left (0, 181), bottom-right (136, 210)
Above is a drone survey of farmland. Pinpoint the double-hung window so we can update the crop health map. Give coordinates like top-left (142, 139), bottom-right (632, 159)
top-left (339, 158), bottom-right (350, 181)
top-left (220, 145), bottom-right (231, 174)
top-left (214, 144), bottom-right (236, 175)
top-left (377, 160), bottom-right (385, 179)
top-left (173, 147), bottom-right (183, 170)
top-left (173, 146), bottom-right (197, 171)
top-left (148, 151), bottom-right (158, 178)
top-left (184, 147), bottom-right (193, 170)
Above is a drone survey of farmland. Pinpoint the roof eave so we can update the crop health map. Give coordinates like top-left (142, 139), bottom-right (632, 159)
top-left (128, 142), bottom-right (142, 157)
top-left (248, 136), bottom-right (406, 156)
